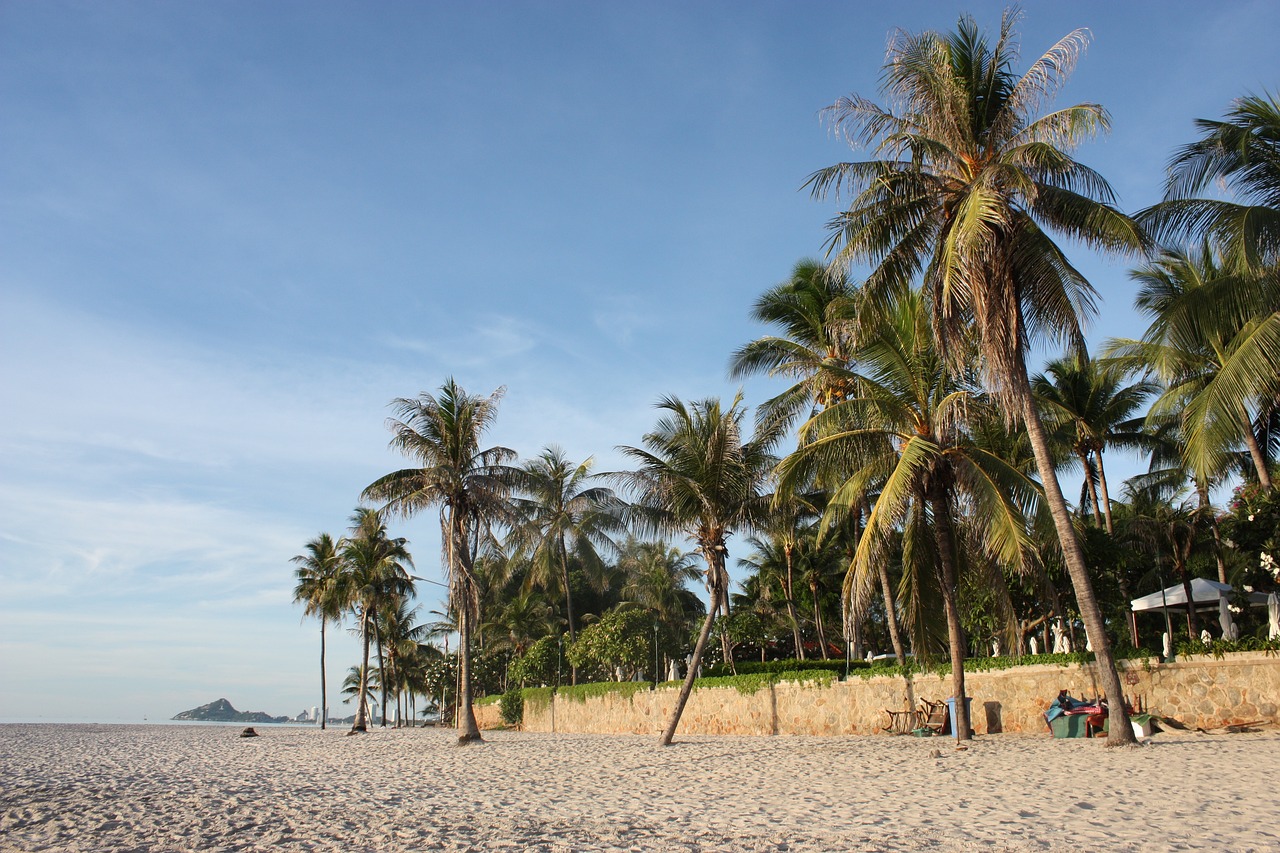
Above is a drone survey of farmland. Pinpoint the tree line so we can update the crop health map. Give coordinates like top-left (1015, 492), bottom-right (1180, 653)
top-left (294, 10), bottom-right (1280, 747)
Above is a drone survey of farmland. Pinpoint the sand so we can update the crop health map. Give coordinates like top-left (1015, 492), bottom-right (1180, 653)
top-left (1, 723), bottom-right (1278, 852)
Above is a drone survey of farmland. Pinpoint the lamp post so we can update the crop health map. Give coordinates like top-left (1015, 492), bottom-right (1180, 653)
top-left (653, 620), bottom-right (660, 687)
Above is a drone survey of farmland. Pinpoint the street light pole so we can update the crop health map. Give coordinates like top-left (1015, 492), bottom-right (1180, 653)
top-left (654, 620), bottom-right (660, 687)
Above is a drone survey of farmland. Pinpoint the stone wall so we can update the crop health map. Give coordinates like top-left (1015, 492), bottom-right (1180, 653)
top-left (483, 653), bottom-right (1280, 736)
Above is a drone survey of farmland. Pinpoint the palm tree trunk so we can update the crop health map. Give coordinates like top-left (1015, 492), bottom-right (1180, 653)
top-left (374, 621), bottom-right (388, 727)
top-left (811, 582), bottom-right (830, 659)
top-left (878, 562), bottom-right (914, 710)
top-left (352, 609), bottom-right (372, 732)
top-left (928, 483), bottom-right (970, 740)
top-left (1016, 374), bottom-right (1135, 745)
top-left (661, 563), bottom-right (723, 746)
top-left (783, 543), bottom-right (805, 660)
top-left (1240, 406), bottom-right (1274, 489)
top-left (456, 596), bottom-right (482, 742)
top-left (559, 535), bottom-right (578, 686)
top-left (1080, 451), bottom-right (1104, 527)
top-left (1095, 450), bottom-right (1116, 535)
top-left (319, 618), bottom-right (327, 730)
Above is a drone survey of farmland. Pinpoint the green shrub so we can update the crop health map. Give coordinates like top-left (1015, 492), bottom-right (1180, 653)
top-left (521, 686), bottom-right (554, 710)
top-left (473, 694), bottom-right (500, 706)
top-left (557, 681), bottom-right (651, 703)
top-left (703, 659), bottom-right (848, 678)
top-left (499, 687), bottom-right (524, 726)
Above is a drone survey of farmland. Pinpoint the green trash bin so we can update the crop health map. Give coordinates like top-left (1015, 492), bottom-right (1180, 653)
top-left (1049, 713), bottom-right (1089, 738)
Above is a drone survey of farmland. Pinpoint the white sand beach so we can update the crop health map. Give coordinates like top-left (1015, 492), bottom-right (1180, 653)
top-left (2, 723), bottom-right (1278, 852)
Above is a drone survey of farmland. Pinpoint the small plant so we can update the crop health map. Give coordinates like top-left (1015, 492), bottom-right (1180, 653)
top-left (499, 687), bottom-right (524, 726)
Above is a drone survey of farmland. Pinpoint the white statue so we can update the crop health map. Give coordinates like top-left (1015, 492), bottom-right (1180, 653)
top-left (991, 638), bottom-right (1001, 656)
top-left (1029, 636), bottom-right (1039, 656)
top-left (1162, 631), bottom-right (1172, 660)
top-left (1200, 628), bottom-right (1212, 644)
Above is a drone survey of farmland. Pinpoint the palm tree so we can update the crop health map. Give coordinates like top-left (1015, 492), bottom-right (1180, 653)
top-left (733, 260), bottom-right (912, 668)
top-left (729, 259), bottom-right (862, 434)
top-left (1031, 354), bottom-right (1157, 533)
top-left (1137, 93), bottom-right (1280, 491)
top-left (1139, 91), bottom-right (1280, 274)
top-left (617, 537), bottom-right (704, 647)
top-left (291, 532), bottom-right (346, 729)
top-left (1109, 246), bottom-right (1274, 490)
top-left (805, 10), bottom-right (1145, 744)
top-left (341, 508), bottom-right (414, 732)
top-left (777, 288), bottom-right (1038, 738)
top-left (506, 447), bottom-right (623, 683)
top-left (362, 379), bottom-right (517, 743)
top-left (737, 529), bottom-right (807, 658)
top-left (379, 597), bottom-right (431, 726)
top-left (614, 395), bottom-right (775, 745)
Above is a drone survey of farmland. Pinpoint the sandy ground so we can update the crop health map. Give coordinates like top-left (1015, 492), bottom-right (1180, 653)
top-left (1, 723), bottom-right (1278, 852)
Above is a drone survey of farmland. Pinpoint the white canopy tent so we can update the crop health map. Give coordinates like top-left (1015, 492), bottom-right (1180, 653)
top-left (1129, 578), bottom-right (1269, 647)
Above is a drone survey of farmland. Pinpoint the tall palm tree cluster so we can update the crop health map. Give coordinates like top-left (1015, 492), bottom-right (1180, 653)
top-left (295, 11), bottom-right (1279, 747)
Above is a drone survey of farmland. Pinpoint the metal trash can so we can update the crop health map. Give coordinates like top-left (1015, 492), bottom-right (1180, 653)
top-left (945, 697), bottom-right (973, 735)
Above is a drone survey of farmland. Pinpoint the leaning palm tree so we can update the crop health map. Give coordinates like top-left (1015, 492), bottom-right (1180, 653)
top-left (614, 395), bottom-right (775, 745)
top-left (341, 508), bottom-right (414, 732)
top-left (806, 10), bottom-right (1145, 744)
top-left (362, 379), bottom-right (517, 743)
top-left (291, 532), bottom-right (346, 729)
top-left (506, 447), bottom-right (623, 683)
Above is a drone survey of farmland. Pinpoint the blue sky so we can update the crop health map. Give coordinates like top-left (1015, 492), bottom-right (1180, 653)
top-left (2, 1), bottom-right (1276, 722)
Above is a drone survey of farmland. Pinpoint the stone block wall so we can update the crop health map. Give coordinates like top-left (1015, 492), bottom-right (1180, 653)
top-left (480, 653), bottom-right (1280, 736)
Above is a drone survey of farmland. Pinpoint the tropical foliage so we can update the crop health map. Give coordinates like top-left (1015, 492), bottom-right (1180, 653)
top-left (289, 12), bottom-right (1278, 749)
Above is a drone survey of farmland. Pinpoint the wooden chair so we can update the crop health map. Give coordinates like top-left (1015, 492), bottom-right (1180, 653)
top-left (918, 698), bottom-right (949, 735)
top-left (881, 707), bottom-right (919, 734)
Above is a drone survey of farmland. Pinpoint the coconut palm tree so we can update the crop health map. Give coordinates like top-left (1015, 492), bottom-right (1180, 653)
top-left (362, 379), bottom-right (517, 743)
top-left (733, 260), bottom-right (912, 668)
top-left (617, 537), bottom-right (704, 647)
top-left (379, 597), bottom-right (431, 726)
top-left (614, 395), bottom-right (775, 745)
top-left (1137, 93), bottom-right (1280, 492)
top-left (1109, 246), bottom-right (1274, 490)
top-left (1139, 91), bottom-right (1280, 274)
top-left (777, 288), bottom-right (1038, 738)
top-left (341, 508), bottom-right (414, 732)
top-left (1031, 354), bottom-right (1158, 533)
top-left (730, 259), bottom-right (862, 435)
top-left (805, 10), bottom-right (1145, 744)
top-left (291, 532), bottom-right (346, 729)
top-left (506, 447), bottom-right (623, 683)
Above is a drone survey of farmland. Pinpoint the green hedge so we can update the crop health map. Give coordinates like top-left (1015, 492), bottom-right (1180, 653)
top-left (557, 681), bottom-right (652, 703)
top-left (703, 659), bottom-right (849, 678)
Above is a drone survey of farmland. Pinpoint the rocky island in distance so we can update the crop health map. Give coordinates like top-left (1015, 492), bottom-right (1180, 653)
top-left (171, 698), bottom-right (288, 723)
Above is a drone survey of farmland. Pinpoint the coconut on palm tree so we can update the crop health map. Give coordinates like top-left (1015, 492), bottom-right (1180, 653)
top-left (806, 10), bottom-right (1145, 744)
top-left (291, 532), bottom-right (346, 729)
top-left (362, 379), bottom-right (517, 743)
top-left (614, 394), bottom-right (775, 745)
